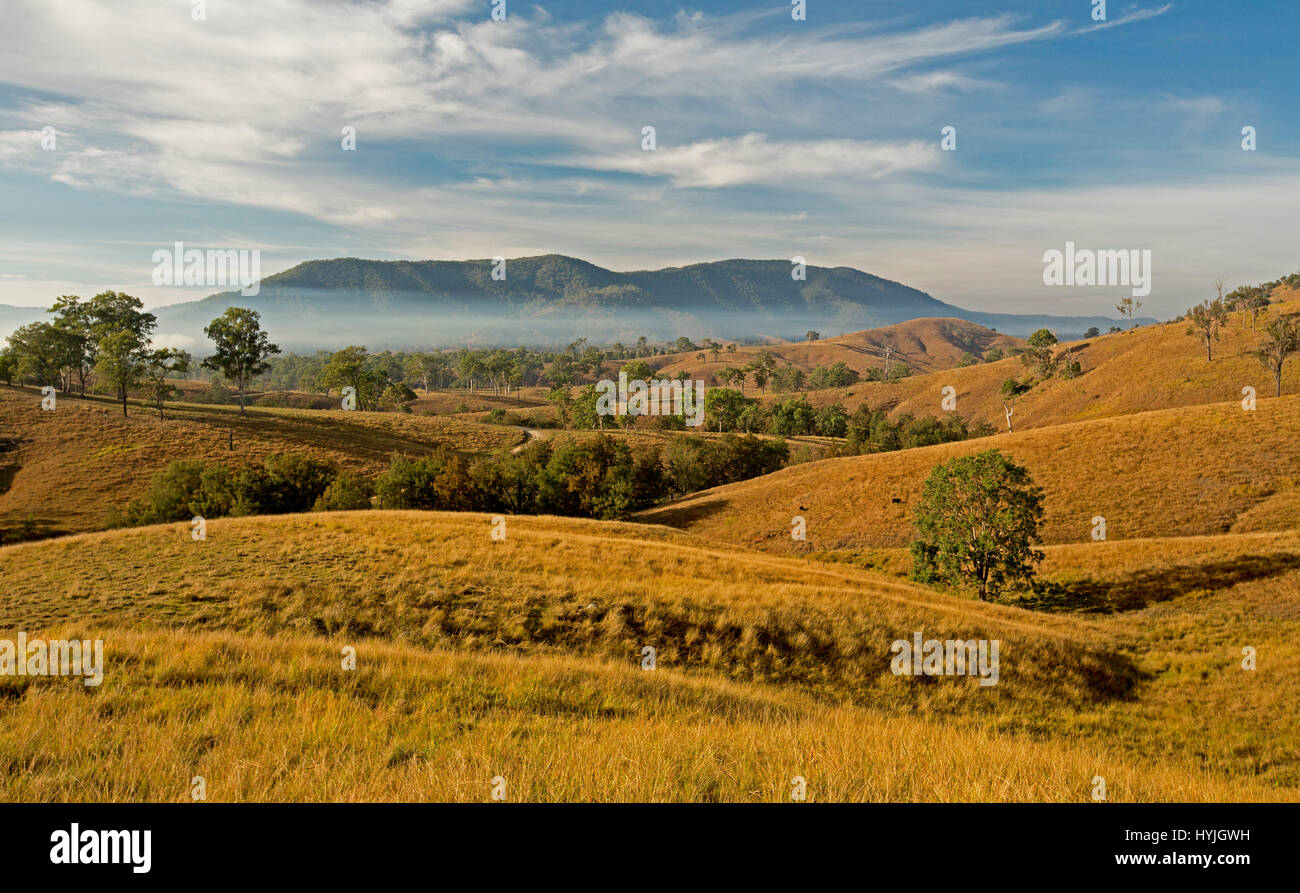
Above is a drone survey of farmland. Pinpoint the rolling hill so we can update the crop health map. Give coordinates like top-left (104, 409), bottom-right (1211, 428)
top-left (2, 512), bottom-right (1295, 800)
top-left (764, 289), bottom-right (1300, 432)
top-left (0, 387), bottom-right (522, 540)
top-left (636, 394), bottom-right (1300, 552)
top-left (642, 317), bottom-right (1023, 381)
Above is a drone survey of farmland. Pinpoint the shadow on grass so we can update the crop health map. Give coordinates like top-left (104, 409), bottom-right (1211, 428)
top-left (0, 516), bottom-right (71, 546)
top-left (1010, 552), bottom-right (1300, 614)
top-left (633, 495), bottom-right (732, 529)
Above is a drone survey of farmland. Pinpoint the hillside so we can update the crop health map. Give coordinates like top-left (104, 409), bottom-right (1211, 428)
top-left (0, 387), bottom-right (521, 540)
top-left (638, 317), bottom-right (1023, 381)
top-left (2, 512), bottom-right (1295, 800)
top-left (778, 290), bottom-right (1300, 432)
top-left (636, 395), bottom-right (1300, 551)
top-left (148, 255), bottom-right (1135, 350)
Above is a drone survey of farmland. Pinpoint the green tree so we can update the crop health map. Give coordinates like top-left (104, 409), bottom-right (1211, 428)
top-left (771, 395), bottom-right (815, 436)
top-left (621, 359), bottom-right (654, 382)
top-left (321, 346), bottom-right (387, 411)
top-left (547, 386), bottom-right (574, 428)
top-left (814, 403), bottom-right (848, 437)
top-left (909, 449), bottom-right (1045, 600)
top-left (95, 329), bottom-right (150, 416)
top-left (1020, 328), bottom-right (1058, 377)
top-left (48, 294), bottom-right (94, 395)
top-left (142, 348), bottom-right (191, 419)
top-left (6, 321), bottom-right (66, 388)
top-left (704, 387), bottom-right (748, 432)
top-left (202, 307), bottom-right (280, 414)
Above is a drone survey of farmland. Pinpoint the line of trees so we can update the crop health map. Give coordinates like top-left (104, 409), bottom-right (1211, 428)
top-left (108, 433), bottom-right (789, 527)
top-left (1, 297), bottom-right (281, 419)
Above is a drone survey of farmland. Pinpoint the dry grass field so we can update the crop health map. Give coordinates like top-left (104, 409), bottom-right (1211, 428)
top-left (644, 317), bottom-right (1023, 382)
top-left (637, 394), bottom-right (1300, 551)
top-left (2, 512), bottom-right (1294, 801)
top-left (787, 291), bottom-right (1300, 431)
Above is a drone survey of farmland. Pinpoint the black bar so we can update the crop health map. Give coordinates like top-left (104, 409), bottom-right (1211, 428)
top-left (1, 803), bottom-right (1281, 880)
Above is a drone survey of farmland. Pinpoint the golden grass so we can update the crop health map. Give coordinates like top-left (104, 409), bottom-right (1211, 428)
top-left (0, 626), bottom-right (1275, 802)
top-left (3, 513), bottom-right (1297, 800)
top-left (636, 393), bottom-right (1300, 550)
top-left (0, 512), bottom-right (1130, 712)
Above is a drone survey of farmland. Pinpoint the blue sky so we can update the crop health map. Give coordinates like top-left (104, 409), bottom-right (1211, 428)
top-left (1, 0), bottom-right (1297, 325)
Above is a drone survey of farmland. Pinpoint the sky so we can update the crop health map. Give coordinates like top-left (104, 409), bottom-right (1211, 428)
top-left (0, 0), bottom-right (1297, 319)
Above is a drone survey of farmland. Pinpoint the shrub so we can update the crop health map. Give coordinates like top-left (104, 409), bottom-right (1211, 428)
top-left (314, 471), bottom-right (374, 511)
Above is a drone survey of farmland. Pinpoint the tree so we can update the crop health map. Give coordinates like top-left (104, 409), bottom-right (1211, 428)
top-left (48, 295), bottom-right (94, 395)
top-left (704, 387), bottom-right (748, 433)
top-left (999, 379), bottom-right (1028, 433)
top-left (621, 359), bottom-right (654, 382)
top-left (806, 330), bottom-right (820, 342)
top-left (1084, 326), bottom-right (1100, 338)
top-left (547, 386), bottom-right (574, 428)
top-left (1020, 328), bottom-right (1058, 377)
top-left (814, 403), bottom-right (848, 437)
top-left (1114, 297), bottom-right (1142, 331)
top-left (5, 321), bottom-right (66, 388)
top-left (0, 347), bottom-right (15, 386)
top-left (143, 348), bottom-right (191, 419)
top-left (1247, 286), bottom-right (1272, 331)
top-left (95, 329), bottom-right (149, 417)
top-left (1257, 315), bottom-right (1300, 397)
top-left (1185, 298), bottom-right (1229, 361)
top-left (322, 346), bottom-right (386, 411)
top-left (909, 449), bottom-right (1045, 600)
top-left (202, 308), bottom-right (279, 414)
top-left (875, 341), bottom-right (897, 379)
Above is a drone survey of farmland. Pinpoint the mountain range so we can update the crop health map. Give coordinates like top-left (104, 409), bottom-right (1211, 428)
top-left (3, 256), bottom-right (1146, 350)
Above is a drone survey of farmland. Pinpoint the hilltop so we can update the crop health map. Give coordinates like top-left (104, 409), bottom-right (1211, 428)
top-left (145, 255), bottom-right (1137, 350)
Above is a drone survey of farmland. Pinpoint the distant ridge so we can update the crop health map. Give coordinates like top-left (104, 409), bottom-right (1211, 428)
top-left (12, 256), bottom-right (1146, 349)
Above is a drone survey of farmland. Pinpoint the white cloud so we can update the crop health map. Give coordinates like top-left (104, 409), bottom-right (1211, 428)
top-left (574, 134), bottom-right (939, 188)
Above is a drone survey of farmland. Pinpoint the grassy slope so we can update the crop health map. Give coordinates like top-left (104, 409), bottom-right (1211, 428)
top-left (644, 317), bottom-right (1022, 382)
top-left (0, 387), bottom-right (523, 539)
top-left (787, 291), bottom-right (1300, 431)
top-left (636, 394), bottom-right (1300, 551)
top-left (2, 512), bottom-right (1294, 801)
